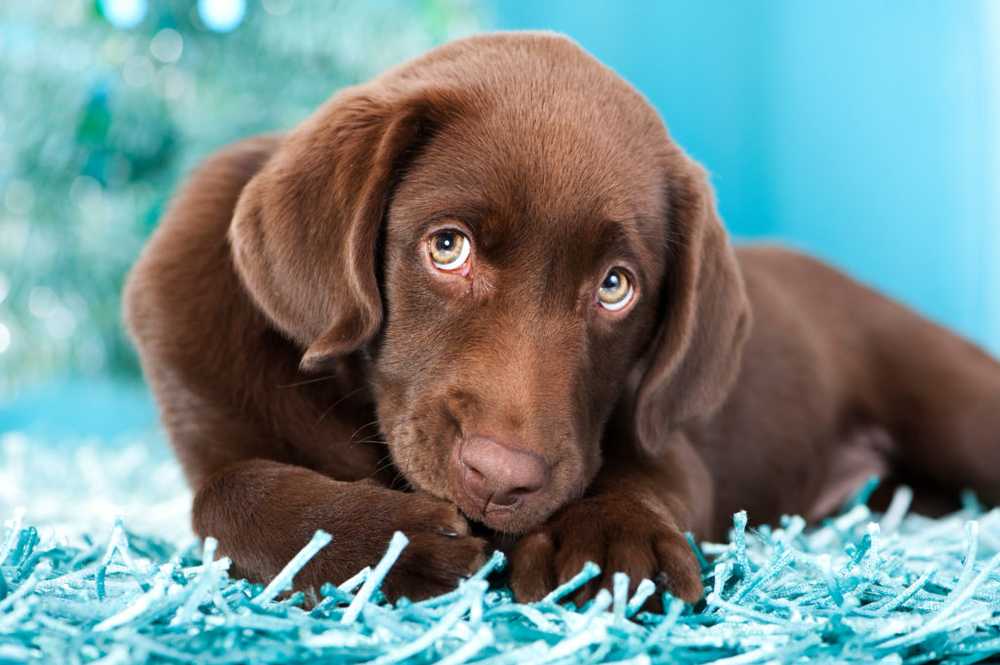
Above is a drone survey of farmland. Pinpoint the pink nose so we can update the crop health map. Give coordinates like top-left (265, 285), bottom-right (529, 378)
top-left (458, 436), bottom-right (549, 509)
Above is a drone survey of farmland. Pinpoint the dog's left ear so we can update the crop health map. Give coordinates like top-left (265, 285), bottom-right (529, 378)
top-left (633, 157), bottom-right (752, 453)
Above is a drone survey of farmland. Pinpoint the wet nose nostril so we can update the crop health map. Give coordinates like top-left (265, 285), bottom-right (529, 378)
top-left (490, 486), bottom-right (534, 507)
top-left (490, 494), bottom-right (516, 508)
top-left (461, 463), bottom-right (488, 495)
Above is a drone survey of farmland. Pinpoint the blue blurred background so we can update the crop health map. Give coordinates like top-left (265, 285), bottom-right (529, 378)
top-left (2, 1), bottom-right (999, 442)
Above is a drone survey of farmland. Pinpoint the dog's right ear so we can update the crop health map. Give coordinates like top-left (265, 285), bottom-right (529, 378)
top-left (230, 84), bottom-right (461, 372)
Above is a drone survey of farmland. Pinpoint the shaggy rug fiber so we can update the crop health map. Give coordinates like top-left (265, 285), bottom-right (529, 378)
top-left (1, 433), bottom-right (999, 664)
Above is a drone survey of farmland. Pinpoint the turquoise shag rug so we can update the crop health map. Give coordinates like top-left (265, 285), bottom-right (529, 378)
top-left (2, 434), bottom-right (999, 664)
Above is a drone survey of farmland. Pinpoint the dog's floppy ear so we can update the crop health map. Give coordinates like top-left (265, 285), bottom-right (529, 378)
top-left (230, 84), bottom-right (459, 372)
top-left (633, 157), bottom-right (752, 453)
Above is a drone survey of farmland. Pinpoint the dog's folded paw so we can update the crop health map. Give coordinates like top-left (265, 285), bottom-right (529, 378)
top-left (508, 494), bottom-right (703, 606)
top-left (376, 492), bottom-right (488, 601)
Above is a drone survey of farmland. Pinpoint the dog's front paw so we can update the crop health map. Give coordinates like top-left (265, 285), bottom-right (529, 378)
top-left (509, 494), bottom-right (703, 605)
top-left (377, 490), bottom-right (488, 601)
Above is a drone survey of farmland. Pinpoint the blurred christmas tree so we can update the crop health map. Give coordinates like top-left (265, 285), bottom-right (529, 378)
top-left (0, 0), bottom-right (483, 399)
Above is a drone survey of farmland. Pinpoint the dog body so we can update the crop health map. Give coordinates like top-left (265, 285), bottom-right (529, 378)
top-left (124, 33), bottom-right (1000, 602)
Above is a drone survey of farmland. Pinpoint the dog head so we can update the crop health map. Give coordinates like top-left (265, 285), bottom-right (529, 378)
top-left (230, 32), bottom-right (750, 534)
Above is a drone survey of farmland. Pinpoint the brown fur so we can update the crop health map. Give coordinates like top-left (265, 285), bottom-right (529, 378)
top-left (124, 32), bottom-right (1000, 603)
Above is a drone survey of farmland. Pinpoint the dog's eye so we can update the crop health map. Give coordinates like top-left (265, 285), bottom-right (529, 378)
top-left (597, 268), bottom-right (634, 311)
top-left (428, 230), bottom-right (470, 271)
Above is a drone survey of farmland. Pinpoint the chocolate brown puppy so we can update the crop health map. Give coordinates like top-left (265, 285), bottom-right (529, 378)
top-left (124, 32), bottom-right (1000, 603)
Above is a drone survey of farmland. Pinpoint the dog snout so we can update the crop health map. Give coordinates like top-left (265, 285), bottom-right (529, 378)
top-left (457, 435), bottom-right (549, 510)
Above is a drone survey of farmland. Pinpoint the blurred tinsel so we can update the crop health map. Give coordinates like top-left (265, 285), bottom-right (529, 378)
top-left (0, 0), bottom-right (484, 400)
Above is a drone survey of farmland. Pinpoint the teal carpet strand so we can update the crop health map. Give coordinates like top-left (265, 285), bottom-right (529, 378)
top-left (2, 482), bottom-right (1000, 663)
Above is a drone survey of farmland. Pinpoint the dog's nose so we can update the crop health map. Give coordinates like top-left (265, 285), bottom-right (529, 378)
top-left (458, 436), bottom-right (548, 509)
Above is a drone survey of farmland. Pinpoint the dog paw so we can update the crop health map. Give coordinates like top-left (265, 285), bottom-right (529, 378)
top-left (509, 494), bottom-right (703, 606)
top-left (377, 491), bottom-right (488, 600)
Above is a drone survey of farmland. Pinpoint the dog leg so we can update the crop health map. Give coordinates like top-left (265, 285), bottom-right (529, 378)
top-left (192, 459), bottom-right (487, 600)
top-left (869, 304), bottom-right (1000, 505)
top-left (509, 434), bottom-right (710, 605)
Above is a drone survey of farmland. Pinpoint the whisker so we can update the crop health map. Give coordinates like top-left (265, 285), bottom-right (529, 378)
top-left (318, 387), bottom-right (371, 423)
top-left (351, 438), bottom-right (387, 448)
top-left (372, 454), bottom-right (398, 477)
top-left (348, 420), bottom-right (382, 445)
top-left (277, 373), bottom-right (339, 389)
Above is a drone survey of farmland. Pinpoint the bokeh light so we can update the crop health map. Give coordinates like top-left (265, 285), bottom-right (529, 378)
top-left (0, 323), bottom-right (10, 355)
top-left (198, 0), bottom-right (246, 33)
top-left (99, 0), bottom-right (147, 29)
top-left (149, 28), bottom-right (184, 64)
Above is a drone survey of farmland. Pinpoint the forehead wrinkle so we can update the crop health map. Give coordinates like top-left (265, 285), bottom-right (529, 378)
top-left (565, 218), bottom-right (648, 285)
top-left (607, 215), bottom-right (665, 283)
top-left (388, 179), bottom-right (493, 235)
top-left (437, 104), bottom-right (652, 216)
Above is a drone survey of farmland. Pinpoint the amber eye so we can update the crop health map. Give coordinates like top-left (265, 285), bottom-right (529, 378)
top-left (597, 268), bottom-right (634, 311)
top-left (428, 229), bottom-right (470, 271)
